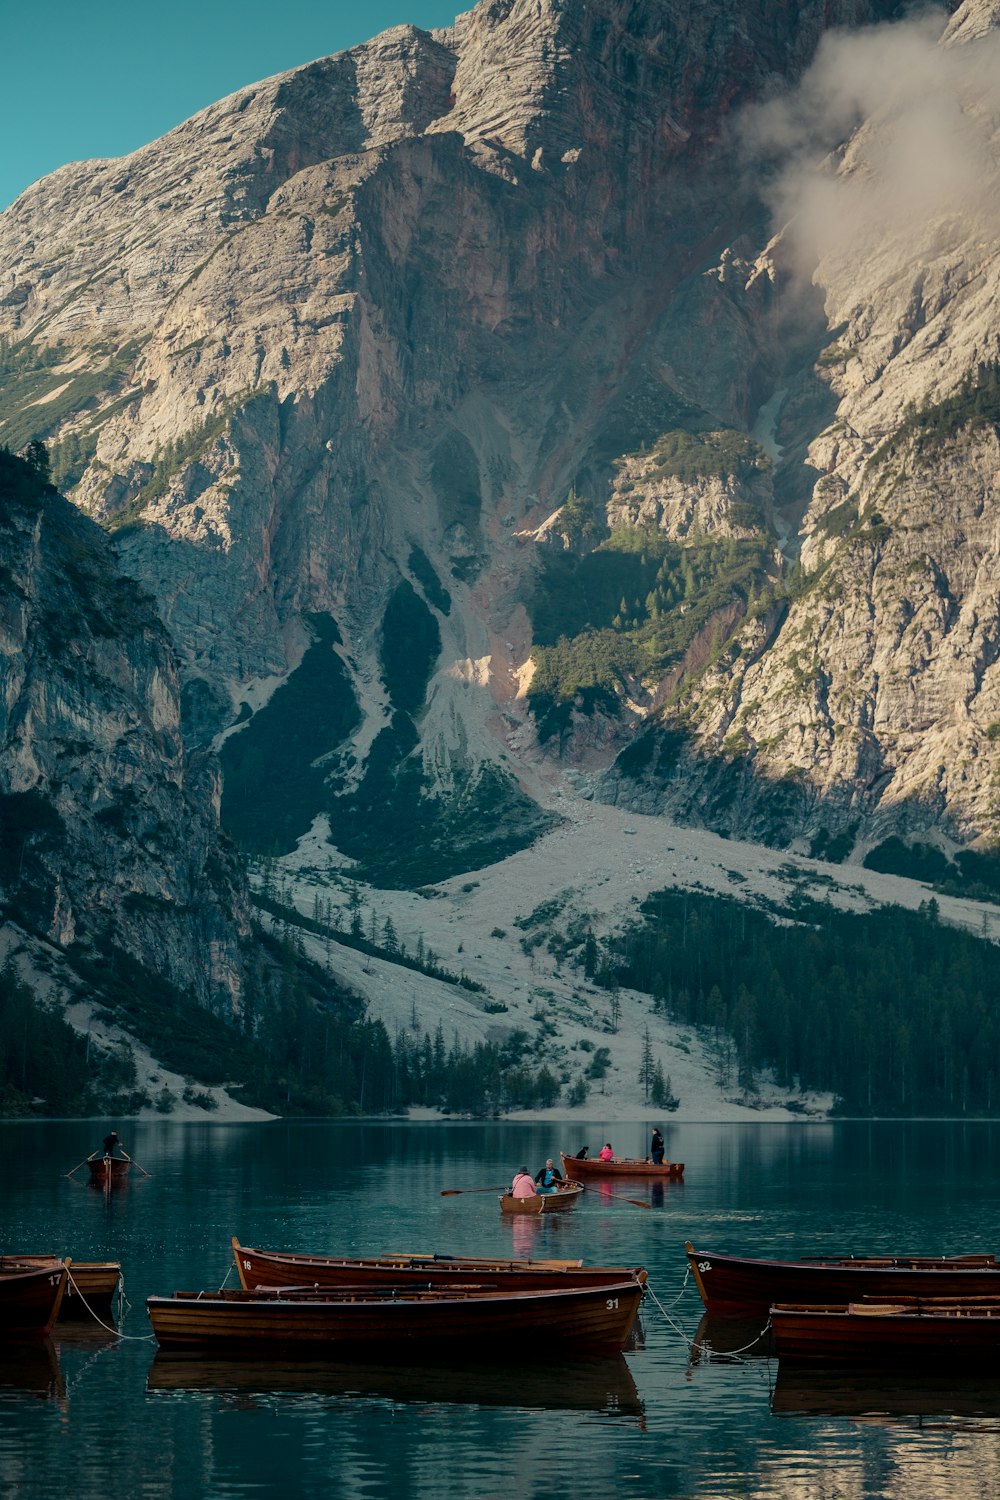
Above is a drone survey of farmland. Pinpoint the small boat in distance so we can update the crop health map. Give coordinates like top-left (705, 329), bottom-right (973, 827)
top-left (770, 1297), bottom-right (1000, 1365)
top-left (500, 1182), bottom-right (585, 1215)
top-left (685, 1243), bottom-right (1000, 1313)
top-left (147, 1279), bottom-right (645, 1353)
top-left (561, 1152), bottom-right (684, 1181)
top-left (0, 1258), bottom-right (69, 1338)
top-left (232, 1238), bottom-right (642, 1291)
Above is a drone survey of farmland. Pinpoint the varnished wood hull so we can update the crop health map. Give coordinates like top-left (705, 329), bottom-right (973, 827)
top-left (0, 1259), bottom-right (68, 1339)
top-left (86, 1156), bottom-right (130, 1183)
top-left (561, 1153), bottom-right (684, 1181)
top-left (232, 1238), bottom-right (641, 1292)
top-left (17, 1259), bottom-right (122, 1318)
top-left (686, 1243), bottom-right (1000, 1313)
top-left (499, 1184), bottom-right (584, 1215)
top-left (147, 1280), bottom-right (644, 1353)
top-left (771, 1300), bottom-right (1000, 1364)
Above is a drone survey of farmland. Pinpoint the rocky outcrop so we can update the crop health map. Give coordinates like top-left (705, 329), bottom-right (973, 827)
top-left (0, 451), bottom-right (249, 1012)
top-left (5, 0), bottom-right (993, 881)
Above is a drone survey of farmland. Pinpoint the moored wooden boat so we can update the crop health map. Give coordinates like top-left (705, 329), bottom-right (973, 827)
top-left (561, 1152), bottom-right (684, 1181)
top-left (147, 1279), bottom-right (645, 1353)
top-left (86, 1154), bottom-right (130, 1183)
top-left (232, 1237), bottom-right (642, 1291)
top-left (0, 1258), bottom-right (69, 1339)
top-left (685, 1242), bottom-right (1000, 1313)
top-left (499, 1182), bottom-right (585, 1215)
top-left (16, 1259), bottom-right (122, 1319)
top-left (771, 1297), bottom-right (1000, 1365)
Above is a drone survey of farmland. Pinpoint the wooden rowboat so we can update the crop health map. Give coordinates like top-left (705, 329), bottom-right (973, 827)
top-left (770, 1297), bottom-right (1000, 1365)
top-left (232, 1237), bottom-right (642, 1291)
top-left (147, 1279), bottom-right (645, 1353)
top-left (561, 1153), bottom-right (684, 1181)
top-left (86, 1155), bottom-right (130, 1183)
top-left (0, 1258), bottom-right (68, 1339)
top-left (685, 1242), bottom-right (1000, 1314)
top-left (16, 1259), bottom-right (122, 1319)
top-left (499, 1182), bottom-right (585, 1215)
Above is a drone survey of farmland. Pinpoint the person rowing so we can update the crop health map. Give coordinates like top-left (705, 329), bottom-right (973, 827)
top-left (534, 1159), bottom-right (563, 1194)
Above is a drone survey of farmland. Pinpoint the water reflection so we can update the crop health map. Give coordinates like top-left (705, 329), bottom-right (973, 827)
top-left (689, 1311), bottom-right (775, 1364)
top-left (147, 1351), bottom-right (646, 1422)
top-left (771, 1364), bottom-right (1000, 1426)
top-left (0, 1340), bottom-right (65, 1403)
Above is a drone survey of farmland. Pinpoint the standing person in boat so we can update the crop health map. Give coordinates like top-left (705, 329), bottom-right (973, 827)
top-left (510, 1167), bottom-right (537, 1198)
top-left (650, 1127), bottom-right (665, 1165)
top-left (599, 1142), bottom-right (614, 1162)
top-left (534, 1159), bottom-right (563, 1194)
top-left (101, 1129), bottom-right (125, 1158)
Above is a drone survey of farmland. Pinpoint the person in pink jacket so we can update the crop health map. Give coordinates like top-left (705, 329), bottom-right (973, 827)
top-left (599, 1142), bottom-right (614, 1161)
top-left (510, 1167), bottom-right (537, 1198)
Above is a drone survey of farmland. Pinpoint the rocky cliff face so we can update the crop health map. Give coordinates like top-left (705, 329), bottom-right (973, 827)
top-left (6, 0), bottom-right (998, 885)
top-left (0, 451), bottom-right (249, 1012)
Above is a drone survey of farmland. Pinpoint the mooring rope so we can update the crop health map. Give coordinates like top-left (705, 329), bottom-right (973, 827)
top-left (643, 1279), bottom-right (699, 1345)
top-left (642, 1275), bottom-right (772, 1363)
top-left (64, 1266), bottom-right (156, 1343)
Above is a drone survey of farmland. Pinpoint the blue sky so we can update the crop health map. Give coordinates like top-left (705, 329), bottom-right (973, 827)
top-left (1, 0), bottom-right (463, 211)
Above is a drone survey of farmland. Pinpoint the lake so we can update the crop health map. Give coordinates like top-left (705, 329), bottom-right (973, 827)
top-left (4, 1118), bottom-right (1000, 1500)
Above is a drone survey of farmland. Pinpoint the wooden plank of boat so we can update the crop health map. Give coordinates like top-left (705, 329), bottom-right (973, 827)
top-left (146, 1279), bottom-right (645, 1353)
top-left (771, 1299), bottom-right (1000, 1364)
top-left (560, 1153), bottom-right (684, 1181)
top-left (232, 1237), bottom-right (640, 1291)
top-left (685, 1242), bottom-right (1000, 1314)
top-left (499, 1183), bottom-right (585, 1215)
top-left (0, 1258), bottom-right (69, 1339)
top-left (15, 1259), bottom-right (122, 1318)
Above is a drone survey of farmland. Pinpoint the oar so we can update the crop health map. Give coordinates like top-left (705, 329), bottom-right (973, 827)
top-left (440, 1185), bottom-right (508, 1196)
top-left (599, 1190), bottom-right (653, 1210)
top-left (120, 1149), bottom-right (150, 1178)
top-left (64, 1157), bottom-right (91, 1178)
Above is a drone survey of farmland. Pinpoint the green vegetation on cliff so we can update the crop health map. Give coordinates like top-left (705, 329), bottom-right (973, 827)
top-left (527, 529), bottom-right (769, 741)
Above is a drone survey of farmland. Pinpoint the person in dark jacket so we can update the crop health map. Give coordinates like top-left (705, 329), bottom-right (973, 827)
top-left (534, 1159), bottom-right (563, 1193)
top-left (650, 1127), bottom-right (665, 1165)
top-left (101, 1130), bottom-right (124, 1158)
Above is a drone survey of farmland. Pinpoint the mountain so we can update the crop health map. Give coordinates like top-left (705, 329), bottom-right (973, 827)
top-left (4, 0), bottom-right (999, 904)
top-left (0, 448), bottom-right (249, 1015)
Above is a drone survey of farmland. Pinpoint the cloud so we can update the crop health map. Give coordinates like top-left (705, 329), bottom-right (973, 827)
top-left (740, 6), bottom-right (1000, 278)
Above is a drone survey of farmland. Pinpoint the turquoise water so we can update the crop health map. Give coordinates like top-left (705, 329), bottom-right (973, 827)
top-left (4, 1119), bottom-right (1000, 1499)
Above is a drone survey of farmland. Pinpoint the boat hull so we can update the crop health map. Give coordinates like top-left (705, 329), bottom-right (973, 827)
top-left (686, 1243), bottom-right (1000, 1314)
top-left (86, 1156), bottom-right (130, 1183)
top-left (499, 1184), bottom-right (584, 1215)
top-left (17, 1259), bottom-right (122, 1319)
top-left (0, 1259), bottom-right (68, 1339)
top-left (233, 1239), bottom-right (640, 1291)
top-left (561, 1153), bottom-right (684, 1181)
top-left (771, 1301), bottom-right (1000, 1365)
top-left (147, 1280), bottom-right (644, 1353)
